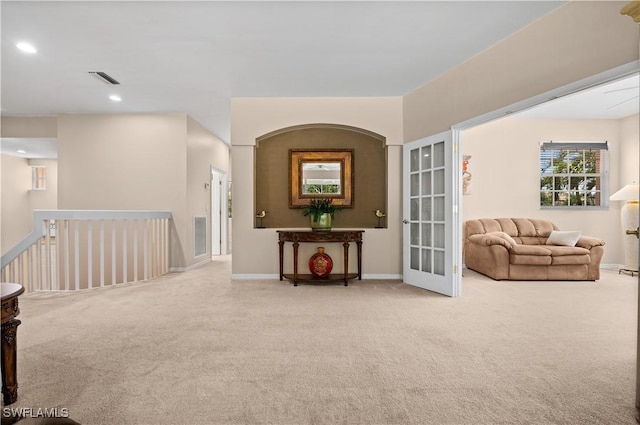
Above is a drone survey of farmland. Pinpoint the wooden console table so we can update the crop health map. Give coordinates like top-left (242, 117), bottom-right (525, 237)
top-left (277, 230), bottom-right (364, 286)
top-left (1, 283), bottom-right (24, 405)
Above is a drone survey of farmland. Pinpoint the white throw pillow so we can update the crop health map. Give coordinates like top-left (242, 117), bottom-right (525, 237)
top-left (546, 230), bottom-right (582, 247)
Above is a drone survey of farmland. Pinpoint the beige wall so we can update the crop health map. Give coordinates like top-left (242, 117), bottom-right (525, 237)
top-left (1, 116), bottom-right (57, 138)
top-left (461, 116), bottom-right (639, 266)
top-left (231, 97), bottom-right (403, 277)
top-left (403, 1), bottom-right (640, 141)
top-left (1, 155), bottom-right (32, 254)
top-left (57, 113), bottom-right (229, 269)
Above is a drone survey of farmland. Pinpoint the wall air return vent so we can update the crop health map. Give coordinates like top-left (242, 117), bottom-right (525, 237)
top-left (88, 71), bottom-right (120, 85)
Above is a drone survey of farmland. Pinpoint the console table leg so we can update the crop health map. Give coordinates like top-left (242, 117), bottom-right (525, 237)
top-left (343, 241), bottom-right (349, 286)
top-left (1, 319), bottom-right (21, 405)
top-left (356, 240), bottom-right (363, 280)
top-left (293, 242), bottom-right (299, 286)
top-left (278, 241), bottom-right (284, 281)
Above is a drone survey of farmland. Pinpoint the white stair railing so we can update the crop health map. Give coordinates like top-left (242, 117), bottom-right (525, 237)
top-left (1, 210), bottom-right (172, 292)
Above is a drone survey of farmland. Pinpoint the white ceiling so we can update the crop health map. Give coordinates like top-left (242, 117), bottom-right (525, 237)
top-left (2, 1), bottom-right (637, 161)
top-left (2, 1), bottom-right (566, 146)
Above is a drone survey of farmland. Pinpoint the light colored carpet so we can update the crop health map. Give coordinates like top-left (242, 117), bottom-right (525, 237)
top-left (7, 256), bottom-right (638, 425)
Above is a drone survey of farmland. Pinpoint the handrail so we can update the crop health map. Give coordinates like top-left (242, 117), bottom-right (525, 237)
top-left (1, 210), bottom-right (171, 269)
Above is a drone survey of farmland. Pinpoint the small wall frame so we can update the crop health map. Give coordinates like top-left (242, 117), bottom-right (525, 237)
top-left (289, 149), bottom-right (354, 208)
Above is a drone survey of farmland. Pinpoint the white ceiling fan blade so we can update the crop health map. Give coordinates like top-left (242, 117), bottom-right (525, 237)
top-left (607, 95), bottom-right (640, 110)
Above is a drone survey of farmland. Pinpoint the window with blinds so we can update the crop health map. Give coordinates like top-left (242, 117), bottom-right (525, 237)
top-left (539, 141), bottom-right (609, 208)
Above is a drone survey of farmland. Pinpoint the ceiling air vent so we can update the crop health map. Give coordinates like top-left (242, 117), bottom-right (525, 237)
top-left (88, 71), bottom-right (120, 85)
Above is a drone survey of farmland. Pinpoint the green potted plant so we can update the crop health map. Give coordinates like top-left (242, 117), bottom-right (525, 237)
top-left (302, 198), bottom-right (341, 231)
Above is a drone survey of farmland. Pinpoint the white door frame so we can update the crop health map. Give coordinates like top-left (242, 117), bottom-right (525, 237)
top-left (406, 61), bottom-right (639, 296)
top-left (211, 167), bottom-right (229, 256)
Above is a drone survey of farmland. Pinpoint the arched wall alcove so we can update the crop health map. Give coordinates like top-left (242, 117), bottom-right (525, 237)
top-left (255, 123), bottom-right (387, 229)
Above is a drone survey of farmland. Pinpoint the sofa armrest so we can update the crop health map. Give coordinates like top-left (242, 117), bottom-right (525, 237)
top-left (468, 233), bottom-right (514, 249)
top-left (575, 236), bottom-right (605, 249)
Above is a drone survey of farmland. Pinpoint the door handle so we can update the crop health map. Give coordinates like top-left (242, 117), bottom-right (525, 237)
top-left (402, 219), bottom-right (409, 224)
top-left (626, 227), bottom-right (639, 239)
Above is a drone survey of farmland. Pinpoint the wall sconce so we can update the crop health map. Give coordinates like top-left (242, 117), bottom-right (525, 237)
top-left (610, 182), bottom-right (639, 276)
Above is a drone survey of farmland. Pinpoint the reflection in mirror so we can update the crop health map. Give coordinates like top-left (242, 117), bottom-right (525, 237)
top-left (302, 162), bottom-right (342, 195)
top-left (289, 149), bottom-right (353, 208)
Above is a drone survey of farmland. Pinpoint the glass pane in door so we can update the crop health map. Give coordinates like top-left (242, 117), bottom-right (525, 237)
top-left (411, 148), bottom-right (420, 172)
top-left (421, 146), bottom-right (431, 169)
top-left (422, 248), bottom-right (432, 273)
top-left (434, 169), bottom-right (445, 195)
top-left (411, 247), bottom-right (420, 270)
top-left (411, 223), bottom-right (420, 246)
top-left (433, 142), bottom-right (445, 167)
top-left (434, 250), bottom-right (445, 276)
top-left (421, 171), bottom-right (432, 195)
top-left (433, 196), bottom-right (445, 221)
top-left (421, 223), bottom-right (431, 247)
top-left (411, 198), bottom-right (419, 221)
top-left (421, 198), bottom-right (431, 221)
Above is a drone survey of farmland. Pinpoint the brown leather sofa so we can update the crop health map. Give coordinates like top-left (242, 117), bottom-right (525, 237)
top-left (464, 218), bottom-right (605, 281)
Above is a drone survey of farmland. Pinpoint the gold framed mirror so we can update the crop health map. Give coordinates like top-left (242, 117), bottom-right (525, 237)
top-left (289, 149), bottom-right (353, 208)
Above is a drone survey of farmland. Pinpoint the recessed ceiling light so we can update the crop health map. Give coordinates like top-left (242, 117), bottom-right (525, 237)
top-left (17, 150), bottom-right (27, 154)
top-left (109, 95), bottom-right (122, 102)
top-left (16, 42), bottom-right (37, 54)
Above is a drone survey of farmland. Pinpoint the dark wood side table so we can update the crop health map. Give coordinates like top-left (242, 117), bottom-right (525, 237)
top-left (277, 230), bottom-right (364, 286)
top-left (1, 282), bottom-right (24, 405)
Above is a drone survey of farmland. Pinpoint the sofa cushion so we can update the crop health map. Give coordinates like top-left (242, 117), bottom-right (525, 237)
top-left (509, 245), bottom-right (553, 265)
top-left (517, 236), bottom-right (548, 246)
top-left (512, 218), bottom-right (557, 237)
top-left (544, 245), bottom-right (590, 256)
top-left (546, 230), bottom-right (582, 247)
top-left (510, 254), bottom-right (553, 266)
top-left (550, 254), bottom-right (591, 265)
top-left (509, 245), bottom-right (551, 256)
top-left (545, 245), bottom-right (591, 265)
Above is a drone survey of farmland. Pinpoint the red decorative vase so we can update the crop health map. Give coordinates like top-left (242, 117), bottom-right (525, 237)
top-left (309, 247), bottom-right (333, 278)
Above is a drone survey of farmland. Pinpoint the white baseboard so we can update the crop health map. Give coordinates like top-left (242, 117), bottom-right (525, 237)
top-left (231, 273), bottom-right (402, 280)
top-left (232, 274), bottom-right (280, 280)
top-left (170, 257), bottom-right (211, 273)
top-left (362, 274), bottom-right (402, 280)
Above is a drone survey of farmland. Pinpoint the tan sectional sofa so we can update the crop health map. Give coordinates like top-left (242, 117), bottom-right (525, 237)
top-left (464, 218), bottom-right (605, 281)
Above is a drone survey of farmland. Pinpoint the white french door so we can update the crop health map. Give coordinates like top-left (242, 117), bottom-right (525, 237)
top-left (402, 130), bottom-right (461, 297)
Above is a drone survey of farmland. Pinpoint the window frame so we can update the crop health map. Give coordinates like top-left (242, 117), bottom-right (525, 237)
top-left (539, 141), bottom-right (609, 210)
